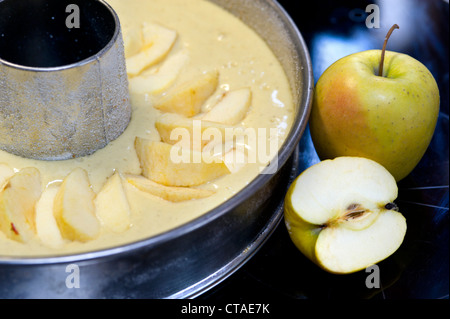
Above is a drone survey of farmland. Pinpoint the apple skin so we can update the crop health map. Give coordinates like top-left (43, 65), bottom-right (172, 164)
top-left (310, 50), bottom-right (440, 181)
top-left (284, 188), bottom-right (321, 267)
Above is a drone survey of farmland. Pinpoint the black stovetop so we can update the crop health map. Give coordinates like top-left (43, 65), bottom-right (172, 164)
top-left (200, 0), bottom-right (449, 300)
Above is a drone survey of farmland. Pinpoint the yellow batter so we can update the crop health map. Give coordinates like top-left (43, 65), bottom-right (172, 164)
top-left (0, 0), bottom-right (294, 257)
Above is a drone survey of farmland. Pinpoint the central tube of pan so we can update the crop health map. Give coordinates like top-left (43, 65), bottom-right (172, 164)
top-left (0, 0), bottom-right (131, 160)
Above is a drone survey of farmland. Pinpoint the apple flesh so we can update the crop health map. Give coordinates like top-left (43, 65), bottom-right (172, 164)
top-left (202, 88), bottom-right (252, 125)
top-left (134, 138), bottom-right (230, 187)
top-left (0, 164), bottom-right (14, 188)
top-left (310, 50), bottom-right (440, 181)
top-left (129, 50), bottom-right (189, 95)
top-left (126, 23), bottom-right (178, 77)
top-left (125, 174), bottom-right (216, 202)
top-left (95, 172), bottom-right (132, 233)
top-left (0, 167), bottom-right (42, 243)
top-left (123, 24), bottom-right (144, 59)
top-left (35, 184), bottom-right (65, 249)
top-left (53, 168), bottom-right (100, 242)
top-left (154, 70), bottom-right (219, 117)
top-left (284, 157), bottom-right (407, 274)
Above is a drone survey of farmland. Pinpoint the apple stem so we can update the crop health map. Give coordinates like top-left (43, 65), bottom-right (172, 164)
top-left (378, 24), bottom-right (400, 77)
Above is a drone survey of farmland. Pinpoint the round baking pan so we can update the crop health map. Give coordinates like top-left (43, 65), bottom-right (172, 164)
top-left (0, 0), bottom-right (313, 299)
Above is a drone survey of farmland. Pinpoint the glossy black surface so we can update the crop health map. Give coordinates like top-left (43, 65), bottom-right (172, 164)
top-left (201, 0), bottom-right (449, 300)
top-left (0, 0), bottom-right (115, 67)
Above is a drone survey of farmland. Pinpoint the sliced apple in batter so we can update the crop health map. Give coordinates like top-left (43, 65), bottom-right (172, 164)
top-left (126, 23), bottom-right (177, 77)
top-left (125, 174), bottom-right (215, 202)
top-left (0, 167), bottom-right (42, 243)
top-left (35, 183), bottom-right (65, 249)
top-left (129, 50), bottom-right (189, 95)
top-left (135, 138), bottom-right (230, 187)
top-left (95, 172), bottom-right (132, 233)
top-left (53, 168), bottom-right (100, 242)
top-left (202, 88), bottom-right (252, 125)
top-left (154, 70), bottom-right (219, 117)
top-left (155, 112), bottom-right (240, 151)
top-left (123, 25), bottom-right (144, 59)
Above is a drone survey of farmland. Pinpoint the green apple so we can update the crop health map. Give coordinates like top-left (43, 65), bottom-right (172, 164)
top-left (284, 157), bottom-right (407, 274)
top-left (310, 26), bottom-right (440, 181)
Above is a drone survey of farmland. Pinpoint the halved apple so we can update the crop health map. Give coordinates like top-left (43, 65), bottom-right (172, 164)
top-left (284, 157), bottom-right (407, 274)
top-left (125, 174), bottom-right (215, 202)
top-left (129, 50), bottom-right (189, 95)
top-left (95, 172), bottom-right (132, 233)
top-left (134, 138), bottom-right (230, 187)
top-left (53, 168), bottom-right (100, 242)
top-left (35, 183), bottom-right (65, 249)
top-left (0, 167), bottom-right (42, 243)
top-left (126, 23), bottom-right (177, 77)
top-left (154, 70), bottom-right (219, 117)
top-left (202, 88), bottom-right (252, 125)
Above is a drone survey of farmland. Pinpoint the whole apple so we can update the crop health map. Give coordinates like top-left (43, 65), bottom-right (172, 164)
top-left (310, 49), bottom-right (440, 181)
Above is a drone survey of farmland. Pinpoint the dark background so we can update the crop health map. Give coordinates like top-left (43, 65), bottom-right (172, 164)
top-left (200, 0), bottom-right (449, 300)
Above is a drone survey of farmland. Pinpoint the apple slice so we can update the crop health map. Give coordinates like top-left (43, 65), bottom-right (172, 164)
top-left (154, 70), bottom-right (219, 117)
top-left (53, 168), bottom-right (100, 242)
top-left (135, 138), bottom-right (230, 187)
top-left (35, 183), bottom-right (65, 249)
top-left (126, 23), bottom-right (177, 77)
top-left (125, 174), bottom-right (215, 202)
top-left (202, 88), bottom-right (252, 125)
top-left (155, 113), bottom-right (239, 151)
top-left (129, 50), bottom-right (189, 95)
top-left (284, 157), bottom-right (407, 274)
top-left (0, 167), bottom-right (42, 243)
top-left (123, 25), bottom-right (144, 59)
top-left (0, 163), bottom-right (14, 189)
top-left (95, 172), bottom-right (132, 233)
top-left (223, 148), bottom-right (248, 174)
